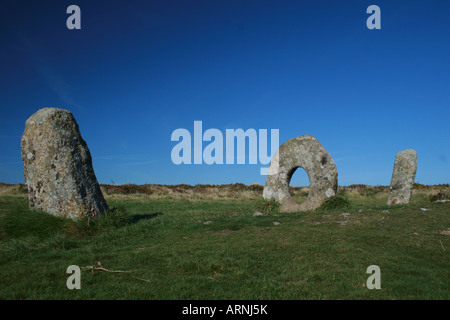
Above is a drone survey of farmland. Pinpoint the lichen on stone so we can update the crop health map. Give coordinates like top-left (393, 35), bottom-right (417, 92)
top-left (21, 108), bottom-right (108, 219)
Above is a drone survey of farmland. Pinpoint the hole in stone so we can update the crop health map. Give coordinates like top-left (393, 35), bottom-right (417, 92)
top-left (288, 167), bottom-right (310, 204)
top-left (320, 155), bottom-right (328, 166)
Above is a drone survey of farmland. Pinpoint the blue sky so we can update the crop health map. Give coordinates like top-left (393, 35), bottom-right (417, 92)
top-left (0, 0), bottom-right (449, 186)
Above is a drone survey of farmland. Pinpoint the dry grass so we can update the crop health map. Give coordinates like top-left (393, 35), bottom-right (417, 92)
top-left (100, 183), bottom-right (265, 201)
top-left (0, 183), bottom-right (27, 196)
top-left (1, 182), bottom-right (448, 203)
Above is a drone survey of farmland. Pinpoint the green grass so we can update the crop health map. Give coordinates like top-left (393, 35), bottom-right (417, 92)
top-left (0, 191), bottom-right (449, 300)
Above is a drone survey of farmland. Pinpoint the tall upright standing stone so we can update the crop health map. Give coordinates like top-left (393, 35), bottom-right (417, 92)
top-left (21, 108), bottom-right (108, 219)
top-left (387, 149), bottom-right (417, 206)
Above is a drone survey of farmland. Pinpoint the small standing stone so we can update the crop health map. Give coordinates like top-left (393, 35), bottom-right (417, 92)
top-left (387, 149), bottom-right (417, 206)
top-left (21, 108), bottom-right (108, 219)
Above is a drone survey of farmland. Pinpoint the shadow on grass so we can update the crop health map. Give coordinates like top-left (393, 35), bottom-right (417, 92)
top-left (59, 209), bottom-right (165, 239)
top-left (128, 212), bottom-right (163, 224)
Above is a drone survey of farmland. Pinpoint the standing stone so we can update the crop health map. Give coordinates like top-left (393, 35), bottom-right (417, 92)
top-left (21, 108), bottom-right (108, 219)
top-left (263, 135), bottom-right (338, 212)
top-left (387, 149), bottom-right (417, 206)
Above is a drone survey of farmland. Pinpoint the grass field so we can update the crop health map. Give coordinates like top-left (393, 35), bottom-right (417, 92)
top-left (0, 183), bottom-right (449, 300)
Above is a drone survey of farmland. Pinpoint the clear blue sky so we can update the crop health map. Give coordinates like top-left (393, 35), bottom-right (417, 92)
top-left (0, 0), bottom-right (449, 186)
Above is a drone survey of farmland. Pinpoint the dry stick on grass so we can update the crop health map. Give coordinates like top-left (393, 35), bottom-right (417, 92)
top-left (82, 261), bottom-right (152, 283)
top-left (82, 261), bottom-right (128, 273)
top-left (439, 240), bottom-right (446, 252)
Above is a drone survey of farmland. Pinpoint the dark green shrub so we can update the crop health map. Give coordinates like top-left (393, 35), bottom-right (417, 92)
top-left (429, 192), bottom-right (449, 202)
top-left (318, 196), bottom-right (350, 211)
top-left (255, 198), bottom-right (280, 215)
